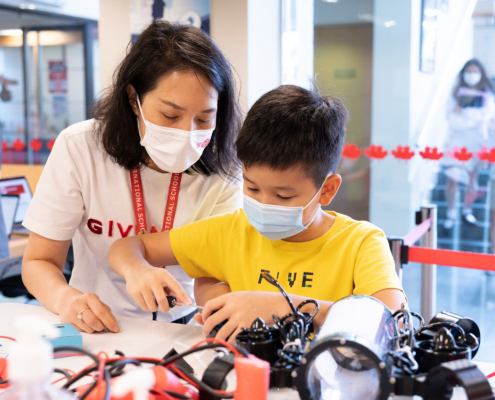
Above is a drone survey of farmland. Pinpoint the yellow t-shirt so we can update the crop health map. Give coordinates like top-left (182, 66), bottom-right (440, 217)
top-left (169, 210), bottom-right (403, 302)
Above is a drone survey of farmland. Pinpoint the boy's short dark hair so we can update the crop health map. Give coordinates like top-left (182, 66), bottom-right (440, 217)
top-left (235, 85), bottom-right (348, 187)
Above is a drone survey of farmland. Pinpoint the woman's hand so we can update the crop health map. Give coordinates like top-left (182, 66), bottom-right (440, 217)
top-left (197, 291), bottom-right (291, 343)
top-left (58, 288), bottom-right (119, 333)
top-left (124, 264), bottom-right (192, 313)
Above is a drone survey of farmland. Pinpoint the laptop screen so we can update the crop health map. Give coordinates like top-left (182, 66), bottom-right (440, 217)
top-left (0, 177), bottom-right (33, 224)
top-left (0, 195), bottom-right (19, 237)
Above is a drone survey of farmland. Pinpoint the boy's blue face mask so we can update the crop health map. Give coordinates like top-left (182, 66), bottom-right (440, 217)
top-left (243, 187), bottom-right (322, 241)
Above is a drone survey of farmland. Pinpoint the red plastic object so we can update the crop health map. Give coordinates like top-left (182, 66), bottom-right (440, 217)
top-left (341, 143), bottom-right (362, 160)
top-left (477, 147), bottom-right (495, 163)
top-left (47, 138), bottom-right (56, 151)
top-left (419, 147), bottom-right (443, 160)
top-left (453, 147), bottom-right (473, 162)
top-left (12, 138), bottom-right (25, 152)
top-left (30, 138), bottom-right (43, 152)
top-left (0, 358), bottom-right (9, 389)
top-left (364, 144), bottom-right (388, 160)
top-left (234, 355), bottom-right (270, 400)
top-left (2, 141), bottom-right (8, 151)
top-left (152, 366), bottom-right (198, 399)
top-left (391, 145), bottom-right (415, 160)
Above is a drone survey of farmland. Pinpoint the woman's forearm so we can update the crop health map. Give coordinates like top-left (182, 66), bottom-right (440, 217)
top-left (22, 258), bottom-right (81, 314)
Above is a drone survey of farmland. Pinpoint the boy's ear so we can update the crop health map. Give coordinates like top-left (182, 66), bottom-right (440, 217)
top-left (319, 174), bottom-right (342, 206)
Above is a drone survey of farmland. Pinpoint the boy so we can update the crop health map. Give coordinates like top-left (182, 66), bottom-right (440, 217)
top-left (109, 85), bottom-right (406, 341)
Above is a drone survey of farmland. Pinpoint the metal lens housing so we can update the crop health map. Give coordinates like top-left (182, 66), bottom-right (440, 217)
top-left (294, 295), bottom-right (398, 400)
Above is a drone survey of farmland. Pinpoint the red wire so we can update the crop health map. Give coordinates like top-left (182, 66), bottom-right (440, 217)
top-left (190, 337), bottom-right (244, 357)
top-left (0, 336), bottom-right (16, 342)
top-left (487, 371), bottom-right (495, 379)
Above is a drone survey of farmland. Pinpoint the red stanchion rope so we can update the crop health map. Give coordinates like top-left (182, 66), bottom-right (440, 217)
top-left (403, 217), bottom-right (432, 246)
top-left (408, 247), bottom-right (495, 272)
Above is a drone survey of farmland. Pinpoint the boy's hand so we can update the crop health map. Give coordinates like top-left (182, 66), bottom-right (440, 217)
top-left (124, 264), bottom-right (192, 312)
top-left (198, 291), bottom-right (291, 343)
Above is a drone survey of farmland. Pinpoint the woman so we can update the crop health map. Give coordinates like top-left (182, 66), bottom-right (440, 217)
top-left (21, 21), bottom-right (242, 333)
top-left (443, 59), bottom-right (495, 229)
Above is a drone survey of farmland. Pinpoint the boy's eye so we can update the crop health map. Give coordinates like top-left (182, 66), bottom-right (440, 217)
top-left (277, 195), bottom-right (293, 201)
top-left (247, 187), bottom-right (259, 192)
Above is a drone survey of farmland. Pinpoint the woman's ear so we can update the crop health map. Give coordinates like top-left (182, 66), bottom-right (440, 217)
top-left (126, 84), bottom-right (139, 116)
top-left (319, 174), bottom-right (342, 206)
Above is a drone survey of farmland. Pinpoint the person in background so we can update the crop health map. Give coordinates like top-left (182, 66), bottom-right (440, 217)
top-left (443, 59), bottom-right (495, 229)
top-left (21, 21), bottom-right (242, 333)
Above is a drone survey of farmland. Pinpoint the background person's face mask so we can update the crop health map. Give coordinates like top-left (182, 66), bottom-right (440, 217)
top-left (463, 72), bottom-right (482, 87)
top-left (137, 96), bottom-right (215, 173)
top-left (243, 186), bottom-right (323, 241)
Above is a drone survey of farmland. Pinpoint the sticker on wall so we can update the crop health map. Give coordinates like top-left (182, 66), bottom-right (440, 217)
top-left (341, 143), bottom-right (362, 160)
top-left (419, 147), bottom-right (443, 160)
top-left (365, 144), bottom-right (388, 160)
top-left (391, 145), bottom-right (415, 160)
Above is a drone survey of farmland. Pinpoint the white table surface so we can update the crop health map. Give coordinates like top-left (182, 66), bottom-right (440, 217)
top-left (1, 303), bottom-right (494, 400)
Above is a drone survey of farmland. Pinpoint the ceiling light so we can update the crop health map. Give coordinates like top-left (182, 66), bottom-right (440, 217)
top-left (0, 29), bottom-right (23, 36)
top-left (321, 0), bottom-right (338, 3)
top-left (384, 20), bottom-right (396, 27)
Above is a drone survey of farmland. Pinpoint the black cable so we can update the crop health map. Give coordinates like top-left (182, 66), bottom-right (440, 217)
top-left (260, 271), bottom-right (317, 370)
top-left (53, 368), bottom-right (71, 381)
top-left (159, 342), bottom-right (249, 367)
top-left (78, 381), bottom-right (98, 400)
top-left (108, 359), bottom-right (142, 377)
top-left (169, 366), bottom-right (233, 399)
top-left (0, 379), bottom-right (9, 385)
top-left (150, 389), bottom-right (191, 399)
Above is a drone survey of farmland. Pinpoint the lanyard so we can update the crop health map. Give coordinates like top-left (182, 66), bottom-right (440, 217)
top-left (130, 169), bottom-right (182, 235)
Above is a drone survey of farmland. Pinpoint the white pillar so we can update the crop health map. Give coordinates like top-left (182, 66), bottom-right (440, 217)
top-left (210, 0), bottom-right (283, 113)
top-left (99, 0), bottom-right (131, 92)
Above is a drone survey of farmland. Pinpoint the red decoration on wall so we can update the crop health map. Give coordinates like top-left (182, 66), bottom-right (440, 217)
top-left (2, 141), bottom-right (8, 151)
top-left (453, 147), bottom-right (473, 162)
top-left (419, 147), bottom-right (444, 160)
top-left (47, 139), bottom-right (56, 151)
top-left (12, 138), bottom-right (25, 152)
top-left (342, 143), bottom-right (362, 160)
top-left (30, 138), bottom-right (42, 152)
top-left (477, 147), bottom-right (495, 163)
top-left (365, 144), bottom-right (388, 160)
top-left (391, 145), bottom-right (415, 160)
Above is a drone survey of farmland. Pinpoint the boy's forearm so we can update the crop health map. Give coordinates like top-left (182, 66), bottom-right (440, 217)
top-left (109, 237), bottom-right (149, 279)
top-left (194, 277), bottom-right (231, 306)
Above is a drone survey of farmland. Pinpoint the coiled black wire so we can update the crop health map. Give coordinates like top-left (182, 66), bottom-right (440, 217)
top-left (261, 271), bottom-right (319, 369)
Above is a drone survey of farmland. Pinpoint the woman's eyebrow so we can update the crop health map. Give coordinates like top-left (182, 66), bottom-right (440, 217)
top-left (160, 99), bottom-right (216, 114)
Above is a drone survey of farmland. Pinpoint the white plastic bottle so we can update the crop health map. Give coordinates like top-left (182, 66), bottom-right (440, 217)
top-left (0, 316), bottom-right (76, 400)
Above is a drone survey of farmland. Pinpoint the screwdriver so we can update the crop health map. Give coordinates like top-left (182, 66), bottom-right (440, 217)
top-left (166, 295), bottom-right (204, 310)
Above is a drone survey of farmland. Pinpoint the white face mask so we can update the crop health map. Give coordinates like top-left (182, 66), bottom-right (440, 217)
top-left (463, 72), bottom-right (482, 87)
top-left (136, 97), bottom-right (215, 173)
top-left (243, 186), bottom-right (322, 241)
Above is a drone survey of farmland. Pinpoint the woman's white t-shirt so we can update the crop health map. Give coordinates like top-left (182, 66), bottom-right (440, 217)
top-left (23, 119), bottom-right (242, 321)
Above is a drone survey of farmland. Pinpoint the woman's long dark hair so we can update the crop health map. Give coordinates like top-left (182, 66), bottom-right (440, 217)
top-left (453, 58), bottom-right (494, 107)
top-left (93, 21), bottom-right (241, 177)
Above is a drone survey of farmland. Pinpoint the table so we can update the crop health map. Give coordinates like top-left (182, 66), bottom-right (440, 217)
top-left (0, 303), bottom-right (494, 400)
top-left (7, 234), bottom-right (29, 259)
top-left (0, 303), bottom-right (299, 399)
